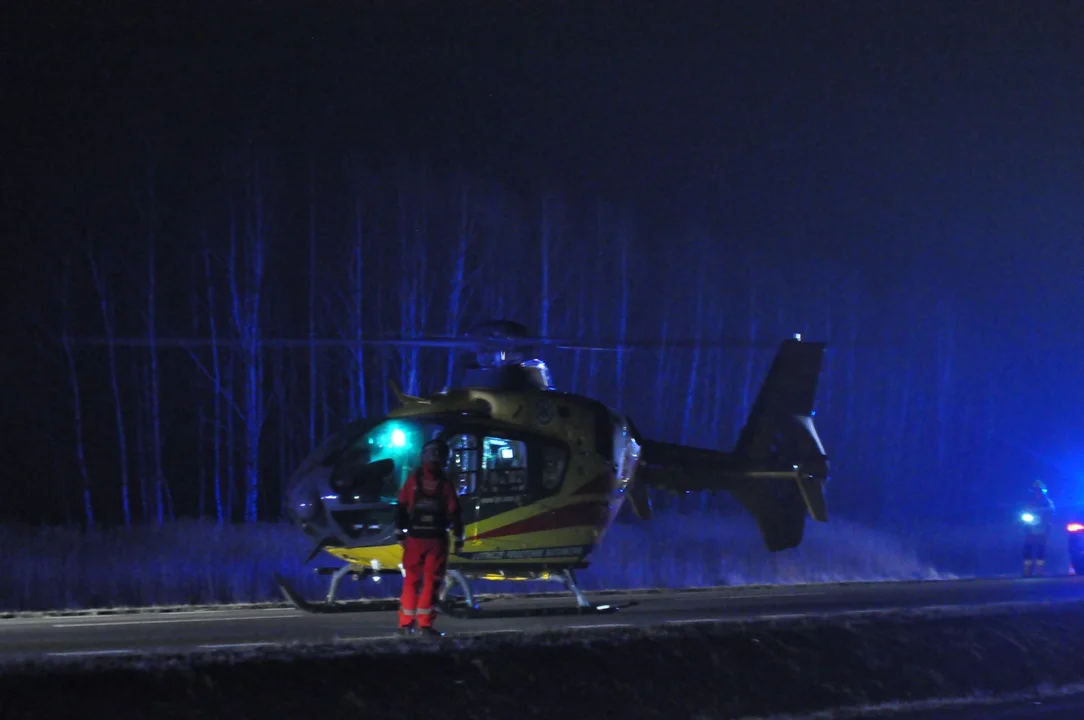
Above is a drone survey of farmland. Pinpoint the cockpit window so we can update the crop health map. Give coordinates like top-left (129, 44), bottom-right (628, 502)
top-left (342, 419), bottom-right (446, 500)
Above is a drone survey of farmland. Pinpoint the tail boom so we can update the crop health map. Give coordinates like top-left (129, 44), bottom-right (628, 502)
top-left (632, 337), bottom-right (830, 551)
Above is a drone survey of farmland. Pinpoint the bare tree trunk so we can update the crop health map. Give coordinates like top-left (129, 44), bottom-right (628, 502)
top-left (61, 253), bottom-right (95, 530)
top-left (376, 278), bottom-right (390, 413)
top-left (890, 354), bottom-right (915, 517)
top-left (225, 351), bottom-right (235, 523)
top-left (308, 174), bottom-right (317, 451)
top-left (739, 267), bottom-right (759, 430)
top-left (228, 176), bottom-right (267, 523)
top-left (614, 220), bottom-right (630, 409)
top-left (712, 342), bottom-right (727, 443)
top-left (984, 372), bottom-right (996, 500)
top-left (348, 196), bottom-right (368, 417)
top-left (843, 281), bottom-right (860, 449)
top-left (143, 172), bottom-right (168, 526)
top-left (197, 405), bottom-right (207, 519)
top-left (681, 263), bottom-right (705, 445)
top-left (572, 260), bottom-right (587, 393)
top-left (935, 294), bottom-right (955, 471)
top-left (192, 262), bottom-right (206, 520)
top-left (321, 369), bottom-right (330, 440)
top-left (203, 250), bottom-right (226, 525)
top-left (274, 346), bottom-right (289, 512)
top-left (587, 204), bottom-right (604, 397)
top-left (412, 174), bottom-right (429, 392)
top-left (445, 183), bottom-right (471, 387)
top-left (820, 272), bottom-right (834, 417)
top-left (134, 356), bottom-right (150, 522)
top-left (87, 247), bottom-right (131, 528)
top-left (397, 175), bottom-right (416, 393)
top-left (653, 312), bottom-right (670, 437)
top-left (539, 194), bottom-right (552, 338)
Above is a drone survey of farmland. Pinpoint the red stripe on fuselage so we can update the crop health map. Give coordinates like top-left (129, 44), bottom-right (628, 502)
top-left (474, 501), bottom-right (609, 540)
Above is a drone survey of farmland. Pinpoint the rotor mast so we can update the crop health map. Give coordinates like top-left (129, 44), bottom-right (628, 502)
top-left (457, 320), bottom-right (554, 391)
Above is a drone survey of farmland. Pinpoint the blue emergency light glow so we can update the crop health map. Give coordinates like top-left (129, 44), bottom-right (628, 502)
top-left (1021, 512), bottom-right (1037, 524)
top-left (357, 420), bottom-right (426, 501)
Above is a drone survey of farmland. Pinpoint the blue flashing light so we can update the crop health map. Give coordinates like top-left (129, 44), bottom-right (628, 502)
top-left (391, 428), bottom-right (407, 447)
top-left (1021, 512), bottom-right (1037, 524)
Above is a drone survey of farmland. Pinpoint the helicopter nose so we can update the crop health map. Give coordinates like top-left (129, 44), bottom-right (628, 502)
top-left (291, 492), bottom-right (322, 522)
top-left (287, 472), bottom-right (328, 523)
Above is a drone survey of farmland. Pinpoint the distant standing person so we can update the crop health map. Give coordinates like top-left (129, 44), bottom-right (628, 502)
top-left (1022, 480), bottom-right (1055, 577)
top-left (395, 438), bottom-right (465, 636)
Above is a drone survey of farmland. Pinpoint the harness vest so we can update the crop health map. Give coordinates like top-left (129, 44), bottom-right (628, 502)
top-left (407, 469), bottom-right (449, 539)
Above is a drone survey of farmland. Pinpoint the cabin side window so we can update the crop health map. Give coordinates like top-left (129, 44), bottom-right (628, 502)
top-left (540, 444), bottom-right (568, 494)
top-left (446, 433), bottom-right (479, 496)
top-left (480, 436), bottom-right (528, 495)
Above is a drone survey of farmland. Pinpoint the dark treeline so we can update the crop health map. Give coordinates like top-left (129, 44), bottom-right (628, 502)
top-left (21, 139), bottom-right (1037, 533)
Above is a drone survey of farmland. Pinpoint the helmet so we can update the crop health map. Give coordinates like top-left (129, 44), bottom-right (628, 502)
top-left (422, 438), bottom-right (450, 463)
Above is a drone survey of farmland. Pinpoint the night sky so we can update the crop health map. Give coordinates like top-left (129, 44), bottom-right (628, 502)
top-left (2, 1), bottom-right (1082, 523)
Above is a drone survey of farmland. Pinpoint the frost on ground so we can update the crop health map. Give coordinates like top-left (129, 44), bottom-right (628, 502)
top-left (3, 599), bottom-right (1084, 720)
top-left (0, 509), bottom-right (1038, 612)
top-left (768, 681), bottom-right (1084, 719)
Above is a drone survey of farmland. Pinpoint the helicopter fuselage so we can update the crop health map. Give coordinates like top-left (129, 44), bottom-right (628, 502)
top-left (285, 386), bottom-right (642, 580)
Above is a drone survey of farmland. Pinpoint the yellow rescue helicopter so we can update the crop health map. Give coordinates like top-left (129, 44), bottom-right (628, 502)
top-left (274, 319), bottom-right (830, 615)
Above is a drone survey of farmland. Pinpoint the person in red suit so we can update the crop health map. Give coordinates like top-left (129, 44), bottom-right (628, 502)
top-left (396, 438), bottom-right (464, 636)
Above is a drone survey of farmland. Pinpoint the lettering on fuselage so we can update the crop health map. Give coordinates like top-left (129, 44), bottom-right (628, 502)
top-left (478, 495), bottom-right (523, 505)
top-left (459, 545), bottom-right (589, 561)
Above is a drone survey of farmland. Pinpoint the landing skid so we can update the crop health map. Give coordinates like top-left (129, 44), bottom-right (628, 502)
top-left (439, 568), bottom-right (624, 618)
top-left (273, 567), bottom-right (397, 614)
top-left (275, 566), bottom-right (625, 617)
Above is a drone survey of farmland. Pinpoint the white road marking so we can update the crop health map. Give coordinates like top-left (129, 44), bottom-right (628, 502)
top-left (567, 623), bottom-right (631, 629)
top-left (52, 613), bottom-right (300, 628)
top-left (336, 628), bottom-right (527, 642)
top-left (759, 612), bottom-right (814, 620)
top-left (197, 642), bottom-right (277, 650)
top-left (727, 591), bottom-right (826, 599)
top-left (464, 629), bottom-right (523, 636)
top-left (665, 618), bottom-right (720, 625)
top-left (47, 649), bottom-right (137, 657)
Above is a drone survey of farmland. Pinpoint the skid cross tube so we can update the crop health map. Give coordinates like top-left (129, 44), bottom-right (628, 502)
top-left (562, 569), bottom-right (593, 609)
top-left (326, 564), bottom-right (360, 603)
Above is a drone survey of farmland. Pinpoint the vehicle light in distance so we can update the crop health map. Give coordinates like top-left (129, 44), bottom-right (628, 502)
top-left (1067, 523), bottom-right (1084, 533)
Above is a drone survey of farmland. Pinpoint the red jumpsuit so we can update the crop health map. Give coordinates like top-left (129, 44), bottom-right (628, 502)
top-left (396, 464), bottom-right (463, 630)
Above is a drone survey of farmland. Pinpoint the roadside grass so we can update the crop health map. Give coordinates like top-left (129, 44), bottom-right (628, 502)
top-left (0, 510), bottom-right (1055, 612)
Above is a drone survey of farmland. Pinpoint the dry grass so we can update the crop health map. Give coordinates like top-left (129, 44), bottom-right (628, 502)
top-left (5, 599), bottom-right (1084, 719)
top-left (0, 510), bottom-right (1058, 612)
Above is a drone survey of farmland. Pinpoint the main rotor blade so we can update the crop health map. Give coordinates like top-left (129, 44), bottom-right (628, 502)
top-left (62, 335), bottom-right (814, 351)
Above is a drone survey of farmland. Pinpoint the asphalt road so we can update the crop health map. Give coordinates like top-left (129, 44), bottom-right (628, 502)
top-left (872, 692), bottom-right (1084, 719)
top-left (3, 575), bottom-right (1084, 660)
